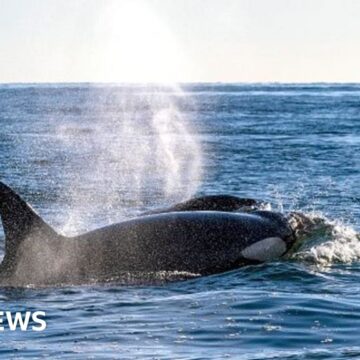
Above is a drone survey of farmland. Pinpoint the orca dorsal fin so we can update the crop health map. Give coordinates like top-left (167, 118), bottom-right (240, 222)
top-left (0, 181), bottom-right (58, 261)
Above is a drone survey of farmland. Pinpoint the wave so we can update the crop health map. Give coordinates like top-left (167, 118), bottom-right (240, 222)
top-left (286, 212), bottom-right (360, 266)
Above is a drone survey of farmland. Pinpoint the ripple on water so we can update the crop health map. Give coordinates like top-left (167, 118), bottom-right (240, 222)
top-left (1, 84), bottom-right (360, 358)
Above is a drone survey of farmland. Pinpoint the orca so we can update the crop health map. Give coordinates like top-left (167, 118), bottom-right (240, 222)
top-left (142, 195), bottom-right (260, 214)
top-left (0, 182), bottom-right (296, 286)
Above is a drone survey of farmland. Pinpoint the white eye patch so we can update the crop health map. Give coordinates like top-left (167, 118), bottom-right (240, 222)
top-left (241, 237), bottom-right (287, 262)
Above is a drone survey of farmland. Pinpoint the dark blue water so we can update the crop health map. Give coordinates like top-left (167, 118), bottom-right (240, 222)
top-left (0, 83), bottom-right (360, 358)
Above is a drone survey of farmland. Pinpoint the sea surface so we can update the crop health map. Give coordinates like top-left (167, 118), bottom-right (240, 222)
top-left (0, 83), bottom-right (360, 359)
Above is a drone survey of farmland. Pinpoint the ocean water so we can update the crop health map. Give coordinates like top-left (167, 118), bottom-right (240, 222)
top-left (0, 83), bottom-right (360, 358)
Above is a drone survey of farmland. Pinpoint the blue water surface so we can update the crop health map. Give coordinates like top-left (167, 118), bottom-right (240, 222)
top-left (0, 83), bottom-right (360, 359)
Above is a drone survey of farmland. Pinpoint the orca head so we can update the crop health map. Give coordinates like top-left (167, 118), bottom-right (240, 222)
top-left (240, 211), bottom-right (297, 263)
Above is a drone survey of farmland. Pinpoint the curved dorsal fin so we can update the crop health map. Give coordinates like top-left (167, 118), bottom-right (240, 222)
top-left (0, 181), bottom-right (57, 262)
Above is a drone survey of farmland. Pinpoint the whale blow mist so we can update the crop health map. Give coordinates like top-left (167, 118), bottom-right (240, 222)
top-left (55, 85), bottom-right (202, 235)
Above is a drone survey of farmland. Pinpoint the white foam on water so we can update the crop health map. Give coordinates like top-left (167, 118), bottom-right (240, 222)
top-left (289, 212), bottom-right (360, 266)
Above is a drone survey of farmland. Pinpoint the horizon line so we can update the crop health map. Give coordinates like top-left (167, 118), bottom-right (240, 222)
top-left (1, 81), bottom-right (360, 86)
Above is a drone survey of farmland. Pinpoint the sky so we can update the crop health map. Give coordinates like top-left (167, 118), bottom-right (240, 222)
top-left (1, 0), bottom-right (360, 83)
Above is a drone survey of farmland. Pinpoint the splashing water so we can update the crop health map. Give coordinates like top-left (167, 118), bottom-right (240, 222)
top-left (55, 85), bottom-right (202, 235)
top-left (256, 198), bottom-right (360, 267)
top-left (287, 212), bottom-right (360, 266)
top-left (263, 185), bottom-right (360, 267)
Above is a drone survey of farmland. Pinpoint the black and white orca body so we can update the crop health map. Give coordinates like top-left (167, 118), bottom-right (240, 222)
top-left (0, 182), bottom-right (296, 286)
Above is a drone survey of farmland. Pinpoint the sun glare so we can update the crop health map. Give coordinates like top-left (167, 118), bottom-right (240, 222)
top-left (92, 1), bottom-right (187, 83)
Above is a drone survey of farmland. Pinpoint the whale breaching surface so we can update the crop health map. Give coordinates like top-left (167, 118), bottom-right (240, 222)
top-left (0, 182), bottom-right (297, 286)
